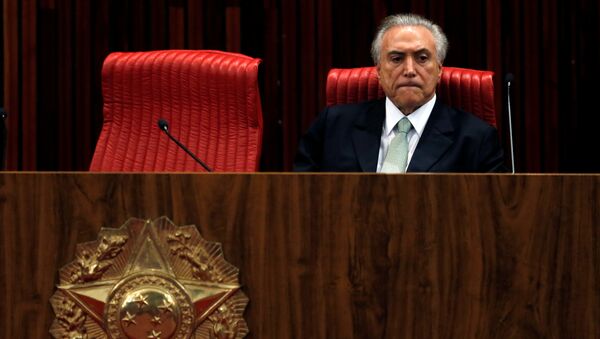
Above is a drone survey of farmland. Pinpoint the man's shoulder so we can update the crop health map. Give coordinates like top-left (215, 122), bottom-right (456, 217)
top-left (435, 101), bottom-right (496, 131)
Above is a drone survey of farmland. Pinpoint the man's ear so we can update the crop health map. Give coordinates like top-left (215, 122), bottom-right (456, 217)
top-left (437, 63), bottom-right (443, 82)
top-left (376, 64), bottom-right (381, 79)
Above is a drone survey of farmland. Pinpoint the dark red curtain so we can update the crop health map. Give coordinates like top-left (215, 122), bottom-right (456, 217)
top-left (2, 0), bottom-right (599, 172)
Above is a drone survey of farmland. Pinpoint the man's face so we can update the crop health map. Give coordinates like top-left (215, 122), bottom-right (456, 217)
top-left (377, 25), bottom-right (442, 114)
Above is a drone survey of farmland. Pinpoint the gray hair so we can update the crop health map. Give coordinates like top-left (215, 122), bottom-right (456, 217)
top-left (370, 13), bottom-right (449, 65)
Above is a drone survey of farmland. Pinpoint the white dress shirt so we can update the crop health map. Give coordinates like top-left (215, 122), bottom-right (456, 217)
top-left (376, 95), bottom-right (436, 172)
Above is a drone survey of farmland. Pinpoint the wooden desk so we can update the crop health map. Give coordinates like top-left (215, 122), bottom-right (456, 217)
top-left (0, 173), bottom-right (598, 338)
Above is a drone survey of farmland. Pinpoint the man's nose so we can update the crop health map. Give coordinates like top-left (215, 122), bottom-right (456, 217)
top-left (403, 57), bottom-right (416, 77)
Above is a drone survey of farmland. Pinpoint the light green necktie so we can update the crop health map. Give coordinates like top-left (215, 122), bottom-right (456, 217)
top-left (381, 118), bottom-right (412, 173)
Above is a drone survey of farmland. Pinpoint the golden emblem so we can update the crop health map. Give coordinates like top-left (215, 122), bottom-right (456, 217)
top-left (50, 217), bottom-right (248, 339)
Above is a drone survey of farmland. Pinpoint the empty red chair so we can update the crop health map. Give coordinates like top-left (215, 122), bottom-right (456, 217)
top-left (326, 66), bottom-right (496, 127)
top-left (90, 50), bottom-right (263, 172)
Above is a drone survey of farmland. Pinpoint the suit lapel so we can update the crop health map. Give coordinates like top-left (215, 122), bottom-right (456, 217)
top-left (408, 100), bottom-right (454, 172)
top-left (352, 100), bottom-right (385, 172)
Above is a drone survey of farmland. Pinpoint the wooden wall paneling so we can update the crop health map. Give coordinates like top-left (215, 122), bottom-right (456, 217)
top-left (2, 0), bottom-right (600, 172)
top-left (540, 1), bottom-right (559, 171)
top-left (187, 0), bottom-right (205, 49)
top-left (425, 0), bottom-right (444, 28)
top-left (19, 0), bottom-right (37, 170)
top-left (461, 2), bottom-right (486, 68)
top-left (203, 0), bottom-right (225, 50)
top-left (255, 0), bottom-right (282, 170)
top-left (89, 0), bottom-right (110, 169)
top-left (37, 1), bottom-right (58, 170)
top-left (3, 0), bottom-right (20, 170)
top-left (225, 1), bottom-right (241, 52)
top-left (74, 0), bottom-right (92, 170)
top-left (559, 1), bottom-right (581, 172)
top-left (0, 0), bottom-right (3, 167)
top-left (503, 0), bottom-right (523, 172)
top-left (485, 0), bottom-right (503, 136)
top-left (330, 0), bottom-right (376, 68)
top-left (569, 0), bottom-right (600, 172)
top-left (56, 0), bottom-right (73, 170)
top-left (522, 1), bottom-right (541, 172)
top-left (587, 2), bottom-right (600, 171)
top-left (299, 1), bottom-right (317, 131)
top-left (371, 0), bottom-right (387, 26)
top-left (581, 1), bottom-right (600, 171)
top-left (409, 0), bottom-right (426, 16)
top-left (0, 0), bottom-right (3, 107)
top-left (129, 0), bottom-right (146, 51)
top-left (107, 0), bottom-right (127, 51)
top-left (433, 4), bottom-right (453, 63)
top-left (430, 2), bottom-right (478, 68)
top-left (329, 0), bottom-right (349, 66)
top-left (281, 0), bottom-right (298, 170)
top-left (149, 0), bottom-right (168, 50)
top-left (316, 0), bottom-right (332, 111)
top-left (168, 0), bottom-right (185, 49)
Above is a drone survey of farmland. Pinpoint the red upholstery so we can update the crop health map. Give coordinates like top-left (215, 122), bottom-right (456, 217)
top-left (89, 50), bottom-right (263, 172)
top-left (326, 66), bottom-right (496, 127)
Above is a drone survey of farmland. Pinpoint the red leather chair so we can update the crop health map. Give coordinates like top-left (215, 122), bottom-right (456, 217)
top-left (89, 50), bottom-right (263, 172)
top-left (326, 66), bottom-right (496, 127)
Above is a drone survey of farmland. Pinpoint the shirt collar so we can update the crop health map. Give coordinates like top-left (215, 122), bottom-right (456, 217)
top-left (384, 94), bottom-right (436, 137)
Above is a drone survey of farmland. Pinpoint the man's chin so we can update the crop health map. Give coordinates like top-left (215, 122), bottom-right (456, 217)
top-left (393, 88), bottom-right (423, 99)
top-left (390, 97), bottom-right (424, 112)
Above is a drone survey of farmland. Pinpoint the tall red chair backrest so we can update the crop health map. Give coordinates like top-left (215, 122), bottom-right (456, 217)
top-left (89, 50), bottom-right (263, 172)
top-left (326, 66), bottom-right (496, 127)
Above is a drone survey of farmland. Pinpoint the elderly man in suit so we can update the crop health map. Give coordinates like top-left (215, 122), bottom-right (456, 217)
top-left (294, 13), bottom-right (505, 172)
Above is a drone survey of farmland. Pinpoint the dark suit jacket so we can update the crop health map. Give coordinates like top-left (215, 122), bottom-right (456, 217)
top-left (294, 98), bottom-right (506, 172)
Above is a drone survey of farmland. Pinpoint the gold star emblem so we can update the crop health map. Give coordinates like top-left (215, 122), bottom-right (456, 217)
top-left (131, 293), bottom-right (149, 309)
top-left (150, 315), bottom-right (162, 326)
top-left (121, 311), bottom-right (137, 327)
top-left (157, 299), bottom-right (173, 314)
top-left (51, 218), bottom-right (247, 338)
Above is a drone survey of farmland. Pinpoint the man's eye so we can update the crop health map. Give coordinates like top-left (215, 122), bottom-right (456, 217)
top-left (418, 54), bottom-right (429, 62)
top-left (390, 55), bottom-right (403, 63)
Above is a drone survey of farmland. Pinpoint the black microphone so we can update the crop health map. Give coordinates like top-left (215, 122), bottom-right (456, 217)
top-left (157, 118), bottom-right (213, 172)
top-left (504, 73), bottom-right (516, 174)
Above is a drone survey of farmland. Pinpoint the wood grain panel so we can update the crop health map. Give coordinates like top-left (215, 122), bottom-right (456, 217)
top-left (0, 173), bottom-right (598, 338)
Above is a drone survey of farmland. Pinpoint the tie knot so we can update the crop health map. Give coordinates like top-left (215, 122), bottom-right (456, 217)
top-left (397, 118), bottom-right (412, 134)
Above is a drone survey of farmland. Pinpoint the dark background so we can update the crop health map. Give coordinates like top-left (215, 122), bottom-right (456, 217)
top-left (2, 0), bottom-right (599, 172)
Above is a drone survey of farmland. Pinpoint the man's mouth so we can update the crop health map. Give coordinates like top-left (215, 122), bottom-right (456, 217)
top-left (397, 83), bottom-right (421, 89)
